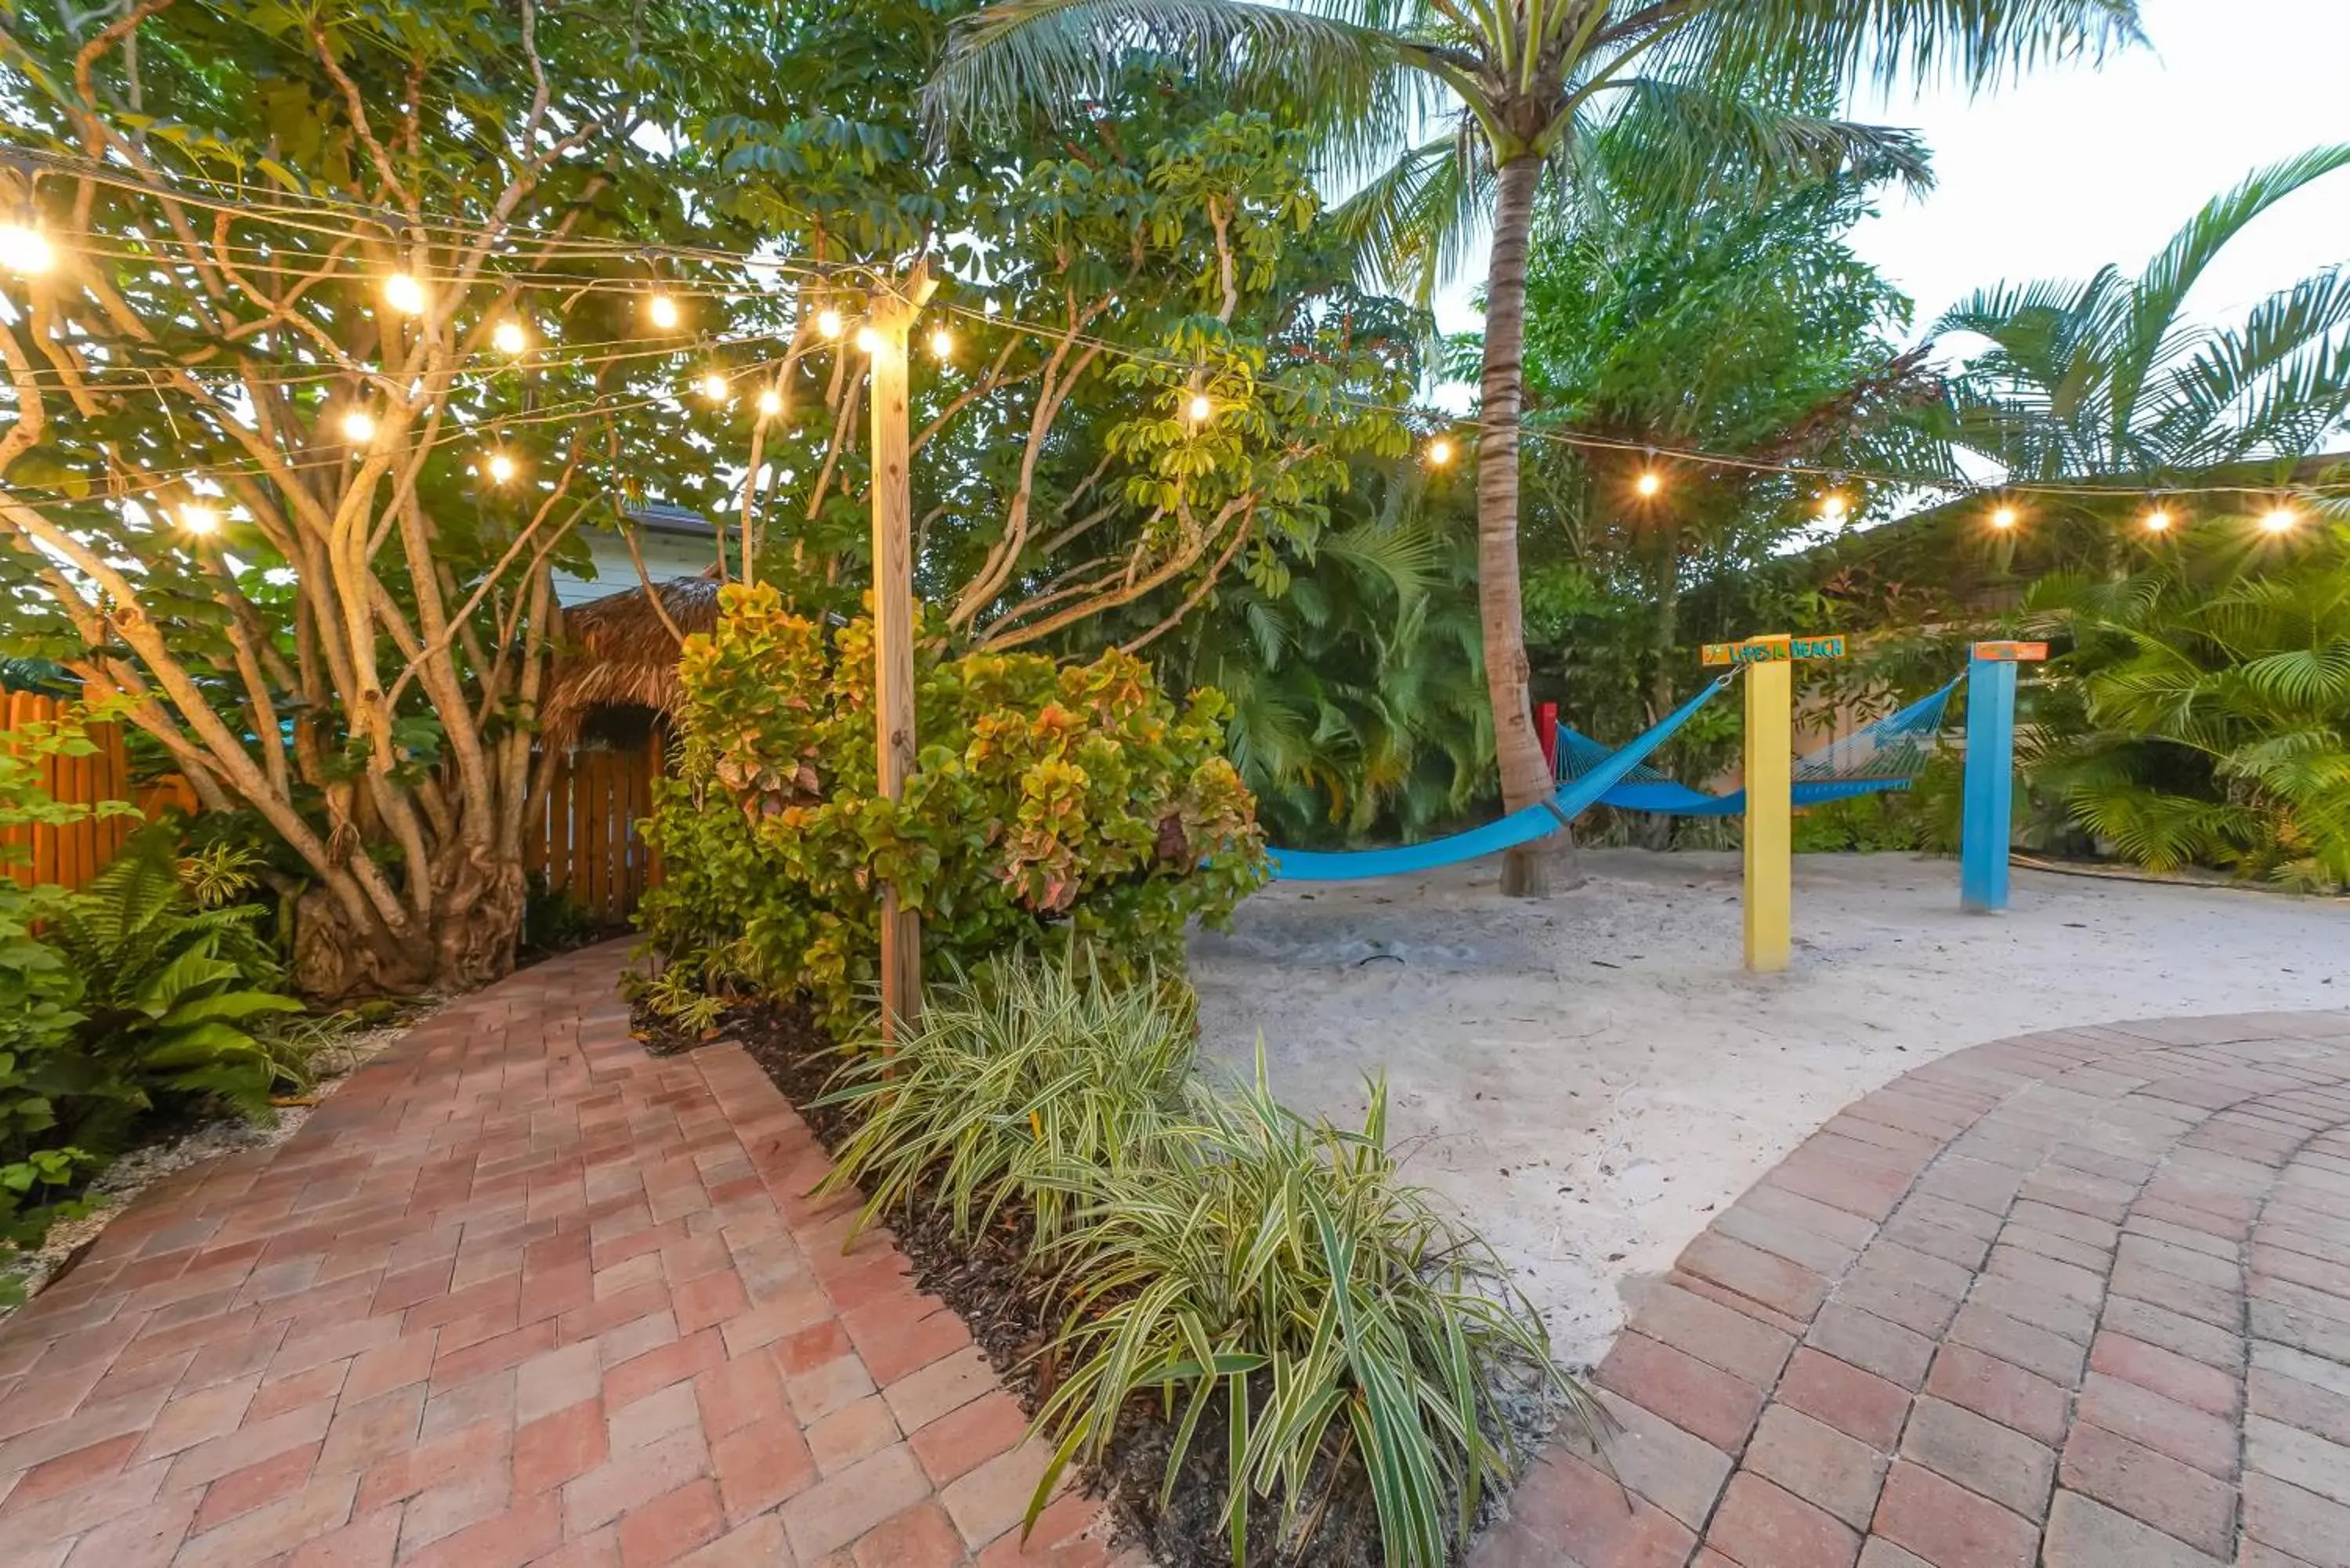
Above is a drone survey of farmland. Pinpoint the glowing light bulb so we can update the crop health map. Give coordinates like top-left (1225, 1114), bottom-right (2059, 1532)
top-left (757, 387), bottom-right (783, 417)
top-left (1635, 471), bottom-right (1662, 498)
top-left (178, 503), bottom-right (220, 536)
top-left (2142, 506), bottom-right (2173, 533)
top-left (1991, 506), bottom-right (2019, 530)
top-left (492, 320), bottom-right (528, 356)
top-left (648, 292), bottom-right (680, 330)
top-left (1820, 493), bottom-right (1849, 522)
top-left (699, 372), bottom-right (730, 403)
top-left (2260, 507), bottom-right (2299, 535)
top-left (855, 325), bottom-right (884, 355)
top-left (383, 273), bottom-right (425, 314)
top-left (929, 327), bottom-right (953, 359)
top-left (1426, 437), bottom-right (1455, 468)
top-left (1188, 394), bottom-right (1213, 424)
top-left (0, 221), bottom-right (53, 276)
top-left (815, 308), bottom-right (844, 339)
top-left (339, 408), bottom-right (377, 443)
top-left (486, 451), bottom-right (516, 483)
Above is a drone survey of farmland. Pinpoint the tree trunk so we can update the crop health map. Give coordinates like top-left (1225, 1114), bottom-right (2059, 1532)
top-left (1479, 152), bottom-right (1567, 898)
top-left (290, 826), bottom-right (526, 999)
top-left (1640, 530), bottom-right (1682, 851)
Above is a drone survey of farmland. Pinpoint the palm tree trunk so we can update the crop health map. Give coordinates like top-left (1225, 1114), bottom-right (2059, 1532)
top-left (1480, 152), bottom-right (1564, 897)
top-left (1642, 533), bottom-right (1682, 851)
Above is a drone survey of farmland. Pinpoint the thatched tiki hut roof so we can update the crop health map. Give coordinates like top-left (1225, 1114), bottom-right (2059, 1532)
top-left (540, 577), bottom-right (718, 752)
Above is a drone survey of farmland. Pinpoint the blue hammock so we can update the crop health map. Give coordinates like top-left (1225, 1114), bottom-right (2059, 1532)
top-left (1267, 674), bottom-right (1733, 881)
top-left (1555, 677), bottom-right (1961, 818)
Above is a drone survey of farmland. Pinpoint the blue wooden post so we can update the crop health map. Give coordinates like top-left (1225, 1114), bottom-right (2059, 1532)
top-left (1961, 652), bottom-right (2019, 912)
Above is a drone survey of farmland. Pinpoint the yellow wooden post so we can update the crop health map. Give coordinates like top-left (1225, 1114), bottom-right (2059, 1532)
top-left (868, 263), bottom-right (936, 1039)
top-left (1743, 652), bottom-right (1792, 974)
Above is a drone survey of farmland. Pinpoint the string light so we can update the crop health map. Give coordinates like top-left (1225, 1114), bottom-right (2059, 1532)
top-left (815, 308), bottom-right (844, 339)
top-left (1187, 393), bottom-right (1213, 424)
top-left (756, 386), bottom-right (783, 417)
top-left (1426, 436), bottom-right (1455, 468)
top-left (647, 292), bottom-right (681, 331)
top-left (338, 408), bottom-right (377, 443)
top-left (176, 502), bottom-right (220, 536)
top-left (2, 156), bottom-right (2341, 538)
top-left (854, 325), bottom-right (884, 355)
top-left (1819, 492), bottom-right (1849, 522)
top-left (929, 326), bottom-right (953, 359)
top-left (2142, 503), bottom-right (2173, 533)
top-left (698, 371), bottom-right (730, 403)
top-left (484, 451), bottom-right (517, 483)
top-left (0, 219), bottom-right (52, 276)
top-left (491, 320), bottom-right (528, 356)
top-left (0, 153), bottom-right (2340, 517)
top-left (1635, 470), bottom-right (1663, 498)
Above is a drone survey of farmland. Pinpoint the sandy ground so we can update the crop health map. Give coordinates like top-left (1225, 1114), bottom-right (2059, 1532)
top-left (1188, 851), bottom-right (2350, 1367)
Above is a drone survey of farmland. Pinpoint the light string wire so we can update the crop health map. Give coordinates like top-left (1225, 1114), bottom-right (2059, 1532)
top-left (928, 301), bottom-right (2350, 503)
top-left (4, 154), bottom-right (2345, 517)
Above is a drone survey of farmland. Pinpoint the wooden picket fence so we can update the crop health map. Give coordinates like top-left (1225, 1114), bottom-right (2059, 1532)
top-left (525, 735), bottom-right (665, 926)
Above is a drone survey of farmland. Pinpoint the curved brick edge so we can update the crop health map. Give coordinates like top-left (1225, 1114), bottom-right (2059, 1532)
top-left (1469, 1007), bottom-right (2350, 1568)
top-left (0, 941), bottom-right (1135, 1568)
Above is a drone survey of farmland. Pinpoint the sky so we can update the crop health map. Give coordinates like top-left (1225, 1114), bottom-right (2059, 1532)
top-left (1848, 0), bottom-right (2349, 345)
top-left (1434, 0), bottom-right (2350, 355)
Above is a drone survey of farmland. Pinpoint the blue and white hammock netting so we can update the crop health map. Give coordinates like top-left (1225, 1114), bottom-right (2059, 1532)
top-left (1553, 676), bottom-right (1961, 818)
top-left (1265, 674), bottom-right (1734, 882)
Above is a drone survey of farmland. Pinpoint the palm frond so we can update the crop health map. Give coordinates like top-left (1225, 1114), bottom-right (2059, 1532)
top-left (1329, 120), bottom-right (1491, 305)
top-left (924, 0), bottom-right (1435, 184)
top-left (1668, 0), bottom-right (2142, 99)
top-left (2116, 143), bottom-right (2350, 417)
top-left (1588, 78), bottom-right (1934, 207)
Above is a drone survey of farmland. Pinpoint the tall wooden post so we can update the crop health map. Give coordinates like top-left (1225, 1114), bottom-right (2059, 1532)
top-left (1742, 652), bottom-right (1793, 974)
top-left (869, 263), bottom-right (935, 1038)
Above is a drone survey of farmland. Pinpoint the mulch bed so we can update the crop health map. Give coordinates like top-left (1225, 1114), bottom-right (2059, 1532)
top-left (634, 995), bottom-right (1392, 1568)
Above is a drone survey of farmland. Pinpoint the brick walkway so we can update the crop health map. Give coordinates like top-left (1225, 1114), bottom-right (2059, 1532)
top-left (1470, 1007), bottom-right (2350, 1568)
top-left (0, 941), bottom-right (1126, 1568)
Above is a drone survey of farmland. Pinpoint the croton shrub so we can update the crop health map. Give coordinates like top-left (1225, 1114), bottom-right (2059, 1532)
top-left (640, 583), bottom-right (1268, 1024)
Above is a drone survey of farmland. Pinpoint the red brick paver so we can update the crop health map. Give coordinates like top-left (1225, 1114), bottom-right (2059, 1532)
top-left (0, 941), bottom-right (1133, 1568)
top-left (1475, 1007), bottom-right (2350, 1568)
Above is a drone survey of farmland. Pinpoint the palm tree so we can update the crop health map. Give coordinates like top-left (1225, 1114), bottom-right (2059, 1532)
top-left (927, 0), bottom-right (2138, 894)
top-left (1938, 143), bottom-right (2350, 486)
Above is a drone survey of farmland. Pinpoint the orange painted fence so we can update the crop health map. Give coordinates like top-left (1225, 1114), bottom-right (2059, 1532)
top-left (524, 735), bottom-right (665, 926)
top-left (6, 689), bottom-right (664, 922)
top-left (0, 691), bottom-right (164, 891)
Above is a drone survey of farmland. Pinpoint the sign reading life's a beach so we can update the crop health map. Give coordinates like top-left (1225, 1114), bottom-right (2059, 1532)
top-left (1701, 634), bottom-right (1849, 667)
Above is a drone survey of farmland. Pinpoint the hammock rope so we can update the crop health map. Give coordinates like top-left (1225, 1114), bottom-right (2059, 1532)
top-left (1266, 673), bottom-right (1735, 882)
top-left (1554, 676), bottom-right (1962, 818)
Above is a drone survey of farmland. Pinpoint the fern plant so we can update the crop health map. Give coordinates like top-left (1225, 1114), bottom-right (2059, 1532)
top-left (2024, 518), bottom-right (2350, 890)
top-left (38, 829), bottom-right (304, 1143)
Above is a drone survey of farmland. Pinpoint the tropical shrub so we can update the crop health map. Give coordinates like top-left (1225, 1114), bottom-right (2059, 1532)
top-left (640, 583), bottom-right (1268, 1024)
top-left (0, 719), bottom-right (306, 1298)
top-left (1034, 1061), bottom-right (1586, 1568)
top-left (2023, 522), bottom-right (2350, 890)
top-left (817, 949), bottom-right (1198, 1248)
top-left (811, 950), bottom-right (1577, 1568)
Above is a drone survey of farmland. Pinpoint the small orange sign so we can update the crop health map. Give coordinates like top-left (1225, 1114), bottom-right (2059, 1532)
top-left (1972, 641), bottom-right (2049, 663)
